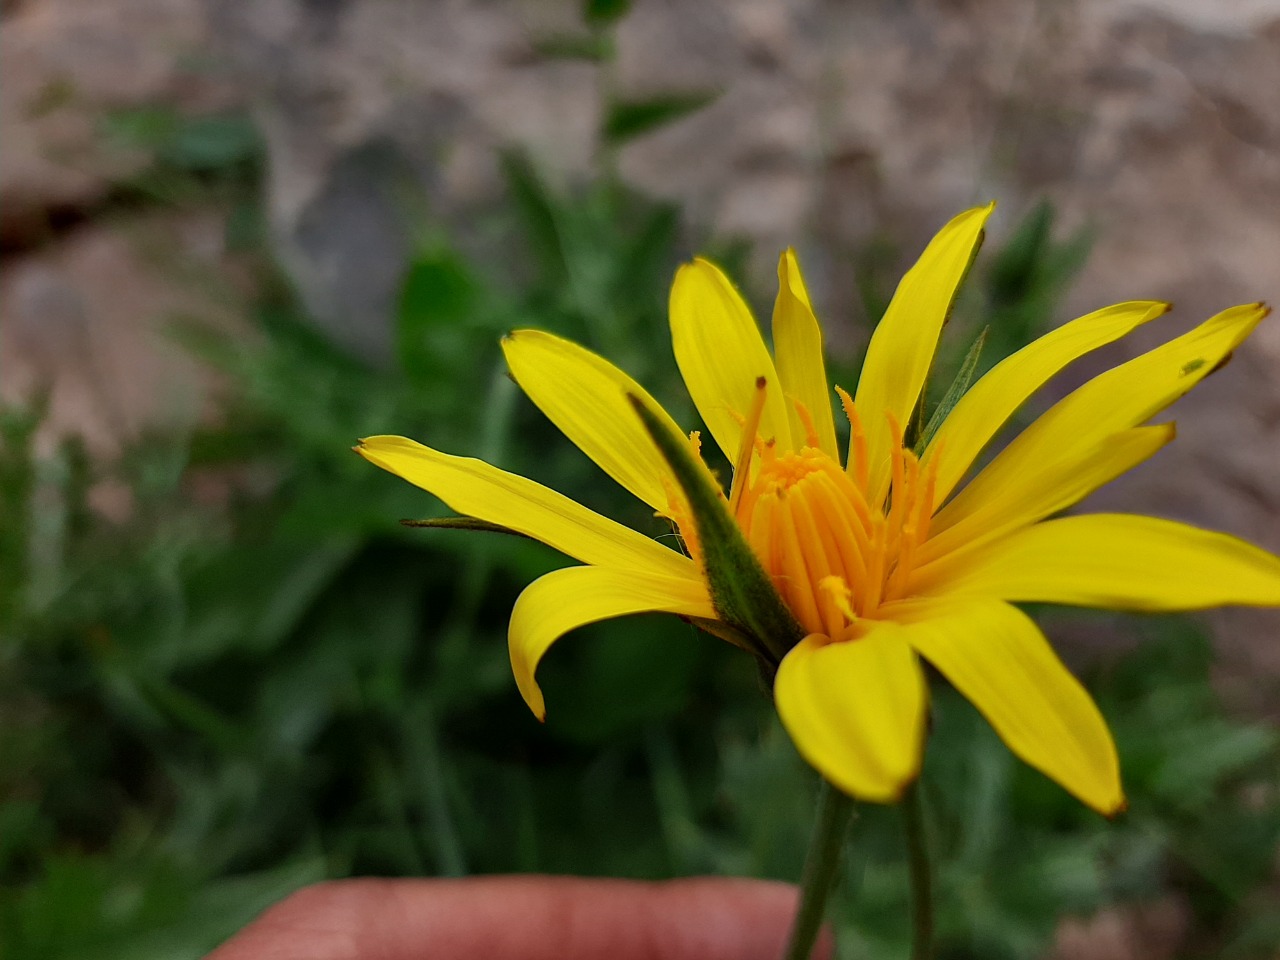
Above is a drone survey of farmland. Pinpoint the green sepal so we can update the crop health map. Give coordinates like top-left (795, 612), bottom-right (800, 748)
top-left (681, 616), bottom-right (757, 654)
top-left (628, 394), bottom-right (804, 665)
top-left (400, 516), bottom-right (531, 539)
top-left (915, 326), bottom-right (988, 456)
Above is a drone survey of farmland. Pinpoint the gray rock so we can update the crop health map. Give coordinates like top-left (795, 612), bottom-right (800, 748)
top-left (0, 0), bottom-right (235, 246)
top-left (0, 211), bottom-right (246, 455)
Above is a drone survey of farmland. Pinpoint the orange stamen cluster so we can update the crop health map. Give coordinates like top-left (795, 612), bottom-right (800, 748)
top-left (725, 380), bottom-right (941, 640)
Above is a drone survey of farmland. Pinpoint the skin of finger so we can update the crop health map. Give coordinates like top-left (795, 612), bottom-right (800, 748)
top-left (204, 875), bottom-right (836, 960)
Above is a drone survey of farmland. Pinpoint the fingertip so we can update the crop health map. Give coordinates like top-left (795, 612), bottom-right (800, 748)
top-left (207, 875), bottom-right (839, 960)
top-left (206, 879), bottom-right (386, 960)
top-left (650, 878), bottom-right (832, 960)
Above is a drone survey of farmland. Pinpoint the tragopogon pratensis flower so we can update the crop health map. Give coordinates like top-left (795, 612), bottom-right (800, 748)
top-left (358, 205), bottom-right (1280, 815)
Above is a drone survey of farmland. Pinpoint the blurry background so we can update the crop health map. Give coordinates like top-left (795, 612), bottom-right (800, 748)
top-left (2, 1), bottom-right (1279, 958)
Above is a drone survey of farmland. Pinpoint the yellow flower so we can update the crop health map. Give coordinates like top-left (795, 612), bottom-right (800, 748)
top-left (357, 204), bottom-right (1280, 815)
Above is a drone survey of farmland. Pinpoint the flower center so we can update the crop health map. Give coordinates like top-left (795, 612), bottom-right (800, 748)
top-left (725, 380), bottom-right (940, 639)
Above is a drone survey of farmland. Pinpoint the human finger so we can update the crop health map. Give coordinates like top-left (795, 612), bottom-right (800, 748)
top-left (205, 875), bottom-right (834, 960)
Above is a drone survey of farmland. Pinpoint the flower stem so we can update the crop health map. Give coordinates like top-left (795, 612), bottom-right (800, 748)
top-left (903, 782), bottom-right (934, 960)
top-left (782, 778), bottom-right (856, 960)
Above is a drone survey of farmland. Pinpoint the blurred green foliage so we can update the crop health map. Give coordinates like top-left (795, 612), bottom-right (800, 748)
top-left (3, 6), bottom-right (1278, 958)
top-left (602, 94), bottom-right (720, 147)
top-left (101, 105), bottom-right (261, 212)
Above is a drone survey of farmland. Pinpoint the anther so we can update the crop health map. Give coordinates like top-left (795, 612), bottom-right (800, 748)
top-left (836, 386), bottom-right (869, 490)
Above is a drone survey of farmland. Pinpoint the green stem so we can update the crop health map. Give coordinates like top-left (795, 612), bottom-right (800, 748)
top-left (903, 782), bottom-right (934, 960)
top-left (782, 778), bottom-right (856, 960)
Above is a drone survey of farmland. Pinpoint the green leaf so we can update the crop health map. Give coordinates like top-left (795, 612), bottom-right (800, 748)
top-left (584, 0), bottom-right (630, 27)
top-left (102, 105), bottom-right (180, 150)
top-left (628, 393), bottom-right (802, 666)
top-left (176, 539), bottom-right (358, 663)
top-left (102, 108), bottom-right (259, 173)
top-left (613, 202), bottom-right (680, 302)
top-left (602, 93), bottom-right (717, 146)
top-left (981, 200), bottom-right (1093, 356)
top-left (395, 248), bottom-right (478, 381)
top-left (915, 326), bottom-right (988, 455)
top-left (989, 200), bottom-right (1056, 306)
top-left (532, 33), bottom-right (612, 61)
top-left (500, 151), bottom-right (569, 284)
top-left (1151, 721), bottom-right (1277, 811)
top-left (541, 614), bottom-right (701, 744)
top-left (0, 852), bottom-right (324, 960)
top-left (163, 114), bottom-right (260, 172)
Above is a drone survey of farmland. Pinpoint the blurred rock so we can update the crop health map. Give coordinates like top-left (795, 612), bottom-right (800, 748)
top-left (204, 0), bottom-right (600, 359)
top-left (1051, 896), bottom-right (1191, 960)
top-left (198, 0), bottom-right (1280, 352)
top-left (0, 0), bottom-right (235, 248)
top-left (0, 211), bottom-right (247, 455)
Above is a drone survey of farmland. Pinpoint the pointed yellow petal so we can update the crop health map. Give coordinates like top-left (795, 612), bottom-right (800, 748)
top-left (357, 435), bottom-right (695, 579)
top-left (773, 249), bottom-right (839, 459)
top-left (914, 514), bottom-right (1280, 610)
top-left (501, 330), bottom-right (683, 513)
top-left (920, 424), bottom-right (1175, 564)
top-left (890, 599), bottom-right (1122, 815)
top-left (670, 258), bottom-right (792, 463)
top-left (774, 628), bottom-right (926, 802)
top-left (924, 301), bottom-right (1169, 504)
top-left (509, 565), bottom-right (716, 720)
top-left (944, 304), bottom-right (1268, 522)
top-left (854, 203), bottom-right (994, 502)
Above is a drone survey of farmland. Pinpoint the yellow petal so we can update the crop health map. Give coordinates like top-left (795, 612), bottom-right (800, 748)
top-left (509, 565), bottom-right (716, 720)
top-left (920, 424), bottom-right (1175, 564)
top-left (888, 598), bottom-right (1122, 815)
top-left (773, 249), bottom-right (839, 459)
top-left (670, 258), bottom-right (792, 463)
top-left (356, 435), bottom-right (695, 579)
top-left (854, 203), bottom-right (994, 503)
top-left (913, 514), bottom-right (1280, 610)
top-left (945, 304), bottom-right (1268, 520)
top-left (774, 628), bottom-right (926, 802)
top-left (924, 301), bottom-right (1169, 505)
top-left (502, 329), bottom-right (683, 513)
